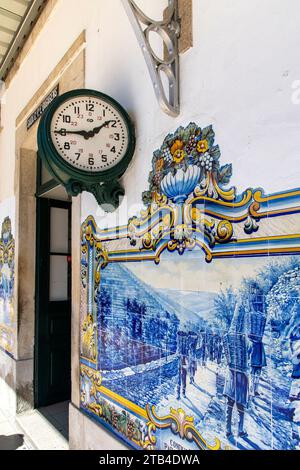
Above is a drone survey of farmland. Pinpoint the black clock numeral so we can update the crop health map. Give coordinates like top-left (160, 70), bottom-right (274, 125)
top-left (110, 120), bottom-right (117, 128)
top-left (86, 103), bottom-right (94, 112)
top-left (74, 106), bottom-right (80, 114)
top-left (114, 133), bottom-right (120, 141)
top-left (75, 152), bottom-right (81, 161)
top-left (60, 128), bottom-right (66, 136)
top-left (88, 156), bottom-right (95, 165)
top-left (111, 146), bottom-right (116, 153)
top-left (64, 142), bottom-right (70, 150)
top-left (63, 115), bottom-right (71, 123)
top-left (101, 155), bottom-right (107, 163)
top-left (103, 109), bottom-right (106, 117)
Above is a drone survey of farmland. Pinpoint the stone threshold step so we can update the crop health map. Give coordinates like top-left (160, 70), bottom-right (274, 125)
top-left (16, 409), bottom-right (69, 450)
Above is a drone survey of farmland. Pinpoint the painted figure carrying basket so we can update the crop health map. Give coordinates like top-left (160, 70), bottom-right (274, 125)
top-left (177, 331), bottom-right (189, 399)
top-left (223, 300), bottom-right (249, 439)
top-left (188, 331), bottom-right (198, 385)
top-left (248, 282), bottom-right (267, 397)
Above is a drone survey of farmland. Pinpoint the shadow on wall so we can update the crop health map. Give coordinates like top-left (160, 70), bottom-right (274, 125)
top-left (0, 433), bottom-right (24, 450)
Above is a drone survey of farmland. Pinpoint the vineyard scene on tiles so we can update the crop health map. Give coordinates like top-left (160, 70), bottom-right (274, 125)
top-left (80, 124), bottom-right (300, 450)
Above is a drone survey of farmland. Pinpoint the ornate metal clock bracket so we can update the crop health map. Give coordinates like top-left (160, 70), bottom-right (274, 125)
top-left (121, 0), bottom-right (180, 117)
top-left (67, 180), bottom-right (125, 212)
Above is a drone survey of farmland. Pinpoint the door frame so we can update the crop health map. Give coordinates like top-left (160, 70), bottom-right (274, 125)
top-left (34, 197), bottom-right (72, 407)
top-left (13, 32), bottom-right (85, 413)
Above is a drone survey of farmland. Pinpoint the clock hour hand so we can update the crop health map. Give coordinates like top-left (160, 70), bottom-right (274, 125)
top-left (54, 121), bottom-right (112, 140)
top-left (54, 128), bottom-right (91, 139)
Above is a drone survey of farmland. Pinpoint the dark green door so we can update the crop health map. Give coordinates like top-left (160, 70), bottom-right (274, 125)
top-left (35, 198), bottom-right (71, 407)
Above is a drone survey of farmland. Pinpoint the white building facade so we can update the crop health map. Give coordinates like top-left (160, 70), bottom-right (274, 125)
top-left (0, 0), bottom-right (300, 450)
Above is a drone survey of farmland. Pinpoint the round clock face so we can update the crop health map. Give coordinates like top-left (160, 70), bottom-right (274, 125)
top-left (49, 94), bottom-right (129, 172)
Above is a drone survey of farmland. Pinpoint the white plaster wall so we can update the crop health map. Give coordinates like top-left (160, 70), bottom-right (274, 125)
top-left (0, 0), bottom-right (299, 209)
top-left (0, 0), bottom-right (300, 449)
top-left (80, 0), bottom-right (300, 226)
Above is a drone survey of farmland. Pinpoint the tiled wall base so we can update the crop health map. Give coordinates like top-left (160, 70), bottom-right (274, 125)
top-left (69, 402), bottom-right (128, 450)
top-left (0, 348), bottom-right (34, 416)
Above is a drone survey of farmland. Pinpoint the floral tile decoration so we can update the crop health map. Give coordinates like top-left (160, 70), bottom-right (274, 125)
top-left (80, 123), bottom-right (300, 450)
top-left (0, 216), bottom-right (15, 356)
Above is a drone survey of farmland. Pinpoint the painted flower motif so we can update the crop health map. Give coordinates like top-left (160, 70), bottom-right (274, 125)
top-left (173, 149), bottom-right (185, 163)
top-left (170, 139), bottom-right (184, 155)
top-left (196, 139), bottom-right (209, 153)
top-left (155, 158), bottom-right (164, 172)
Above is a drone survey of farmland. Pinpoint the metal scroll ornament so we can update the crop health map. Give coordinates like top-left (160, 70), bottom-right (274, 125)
top-left (122, 0), bottom-right (180, 116)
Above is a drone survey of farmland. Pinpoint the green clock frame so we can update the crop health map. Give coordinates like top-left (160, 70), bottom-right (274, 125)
top-left (37, 89), bottom-right (136, 211)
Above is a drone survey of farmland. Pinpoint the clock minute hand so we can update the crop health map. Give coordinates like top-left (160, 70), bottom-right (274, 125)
top-left (90, 120), bottom-right (113, 137)
top-left (72, 121), bottom-right (112, 139)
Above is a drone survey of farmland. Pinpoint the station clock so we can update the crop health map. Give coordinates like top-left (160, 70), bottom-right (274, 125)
top-left (38, 89), bottom-right (136, 211)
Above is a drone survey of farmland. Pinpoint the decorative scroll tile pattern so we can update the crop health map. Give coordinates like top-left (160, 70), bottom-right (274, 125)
top-left (80, 124), bottom-right (300, 450)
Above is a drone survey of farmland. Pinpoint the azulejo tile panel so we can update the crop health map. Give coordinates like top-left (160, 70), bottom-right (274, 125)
top-left (80, 123), bottom-right (300, 450)
top-left (0, 216), bottom-right (15, 356)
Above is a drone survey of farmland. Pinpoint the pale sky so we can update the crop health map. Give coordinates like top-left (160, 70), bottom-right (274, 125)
top-left (126, 252), bottom-right (275, 294)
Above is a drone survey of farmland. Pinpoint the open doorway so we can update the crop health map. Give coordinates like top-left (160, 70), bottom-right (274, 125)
top-left (34, 159), bottom-right (71, 439)
top-left (12, 32), bottom-right (85, 448)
